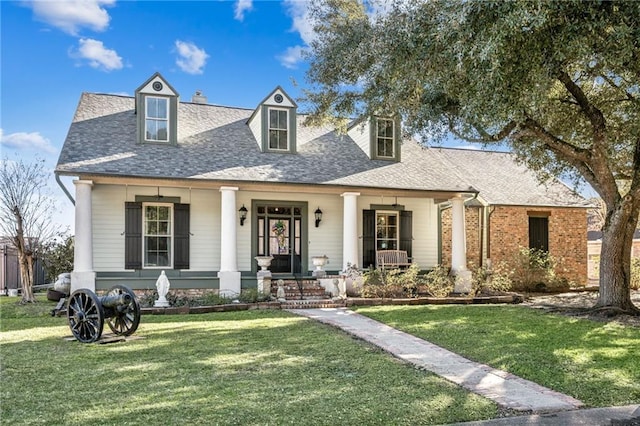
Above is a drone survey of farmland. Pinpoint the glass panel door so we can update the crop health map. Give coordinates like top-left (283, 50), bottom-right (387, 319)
top-left (257, 204), bottom-right (303, 274)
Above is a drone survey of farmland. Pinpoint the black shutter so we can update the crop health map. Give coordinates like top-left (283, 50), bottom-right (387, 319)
top-left (399, 210), bottom-right (413, 259)
top-left (363, 210), bottom-right (376, 269)
top-left (529, 217), bottom-right (549, 252)
top-left (125, 202), bottom-right (142, 269)
top-left (174, 203), bottom-right (190, 269)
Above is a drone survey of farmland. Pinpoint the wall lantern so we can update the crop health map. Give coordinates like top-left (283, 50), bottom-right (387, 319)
top-left (239, 205), bottom-right (248, 226)
top-left (314, 207), bottom-right (323, 228)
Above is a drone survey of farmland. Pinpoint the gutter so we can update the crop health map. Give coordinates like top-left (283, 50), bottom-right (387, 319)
top-left (55, 173), bottom-right (75, 206)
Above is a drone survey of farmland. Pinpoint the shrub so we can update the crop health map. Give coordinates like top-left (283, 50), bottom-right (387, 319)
top-left (424, 265), bottom-right (454, 298)
top-left (510, 247), bottom-right (570, 292)
top-left (631, 258), bottom-right (640, 290)
top-left (471, 262), bottom-right (513, 296)
top-left (237, 288), bottom-right (271, 303)
top-left (360, 264), bottom-right (426, 298)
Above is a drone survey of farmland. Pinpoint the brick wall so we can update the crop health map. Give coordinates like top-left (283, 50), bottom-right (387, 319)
top-left (441, 205), bottom-right (482, 269)
top-left (440, 205), bottom-right (588, 285)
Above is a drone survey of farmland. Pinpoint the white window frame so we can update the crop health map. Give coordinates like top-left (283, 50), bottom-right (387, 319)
top-left (376, 210), bottom-right (399, 250)
top-left (145, 96), bottom-right (169, 142)
top-left (268, 107), bottom-right (289, 151)
top-left (376, 118), bottom-right (395, 158)
top-left (142, 202), bottom-right (173, 269)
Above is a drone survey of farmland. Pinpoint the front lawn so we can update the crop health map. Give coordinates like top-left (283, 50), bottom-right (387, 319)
top-left (1, 296), bottom-right (496, 425)
top-left (354, 304), bottom-right (640, 407)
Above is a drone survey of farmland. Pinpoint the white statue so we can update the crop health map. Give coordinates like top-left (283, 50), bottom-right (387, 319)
top-left (154, 270), bottom-right (171, 307)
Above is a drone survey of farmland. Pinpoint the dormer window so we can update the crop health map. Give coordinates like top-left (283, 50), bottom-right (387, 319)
top-left (268, 108), bottom-right (289, 150)
top-left (247, 86), bottom-right (297, 154)
top-left (376, 118), bottom-right (395, 158)
top-left (145, 97), bottom-right (169, 142)
top-left (135, 72), bottom-right (179, 145)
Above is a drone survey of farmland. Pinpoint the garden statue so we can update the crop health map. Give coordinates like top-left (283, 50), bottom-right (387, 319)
top-left (154, 270), bottom-right (171, 307)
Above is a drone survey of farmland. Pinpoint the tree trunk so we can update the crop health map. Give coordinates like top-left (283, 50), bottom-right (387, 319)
top-left (595, 197), bottom-right (640, 314)
top-left (19, 252), bottom-right (35, 303)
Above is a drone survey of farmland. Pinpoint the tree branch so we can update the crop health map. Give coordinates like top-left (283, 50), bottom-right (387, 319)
top-left (447, 118), bottom-right (517, 143)
top-left (557, 71), bottom-right (607, 141)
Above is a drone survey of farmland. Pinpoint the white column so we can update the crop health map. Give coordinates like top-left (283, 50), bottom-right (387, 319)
top-left (341, 192), bottom-right (360, 271)
top-left (450, 195), bottom-right (472, 293)
top-left (71, 180), bottom-right (96, 292)
top-left (218, 186), bottom-right (241, 297)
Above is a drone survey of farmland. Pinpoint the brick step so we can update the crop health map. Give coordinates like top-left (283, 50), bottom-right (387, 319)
top-left (281, 299), bottom-right (345, 309)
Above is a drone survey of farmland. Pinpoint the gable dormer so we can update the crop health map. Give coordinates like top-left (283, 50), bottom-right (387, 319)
top-left (347, 115), bottom-right (401, 162)
top-left (247, 86), bottom-right (297, 154)
top-left (135, 73), bottom-right (179, 145)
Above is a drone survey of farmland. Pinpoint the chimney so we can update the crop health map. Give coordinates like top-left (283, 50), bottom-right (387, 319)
top-left (191, 90), bottom-right (207, 104)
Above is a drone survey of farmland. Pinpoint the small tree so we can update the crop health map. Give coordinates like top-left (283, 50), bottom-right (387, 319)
top-left (41, 233), bottom-right (74, 283)
top-left (0, 157), bottom-right (60, 303)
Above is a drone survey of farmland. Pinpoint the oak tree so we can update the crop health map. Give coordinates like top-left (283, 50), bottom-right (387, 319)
top-left (304, 0), bottom-right (640, 313)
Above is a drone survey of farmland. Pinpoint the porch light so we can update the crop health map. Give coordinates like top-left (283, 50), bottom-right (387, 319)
top-left (314, 207), bottom-right (323, 227)
top-left (239, 205), bottom-right (248, 226)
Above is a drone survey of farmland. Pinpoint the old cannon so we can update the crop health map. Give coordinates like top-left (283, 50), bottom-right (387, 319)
top-left (67, 285), bottom-right (141, 343)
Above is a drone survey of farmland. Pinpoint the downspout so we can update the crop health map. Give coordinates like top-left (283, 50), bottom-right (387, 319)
top-left (55, 173), bottom-right (75, 206)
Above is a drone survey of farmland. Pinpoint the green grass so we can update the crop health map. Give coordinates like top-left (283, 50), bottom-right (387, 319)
top-left (1, 296), bottom-right (497, 425)
top-left (354, 304), bottom-right (640, 407)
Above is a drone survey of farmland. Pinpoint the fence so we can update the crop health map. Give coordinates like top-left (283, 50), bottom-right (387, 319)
top-left (1, 245), bottom-right (47, 295)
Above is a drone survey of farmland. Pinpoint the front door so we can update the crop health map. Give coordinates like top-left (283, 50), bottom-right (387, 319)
top-left (256, 205), bottom-right (303, 274)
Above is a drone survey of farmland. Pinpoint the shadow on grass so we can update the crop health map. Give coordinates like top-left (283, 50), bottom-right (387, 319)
top-left (1, 309), bottom-right (498, 425)
top-left (355, 304), bottom-right (640, 407)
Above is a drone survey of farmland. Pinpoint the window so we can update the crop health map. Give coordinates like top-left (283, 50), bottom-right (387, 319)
top-left (145, 97), bottom-right (169, 142)
top-left (143, 204), bottom-right (172, 267)
top-left (268, 108), bottom-right (288, 150)
top-left (376, 212), bottom-right (398, 250)
top-left (376, 118), bottom-right (395, 158)
top-left (529, 216), bottom-right (549, 252)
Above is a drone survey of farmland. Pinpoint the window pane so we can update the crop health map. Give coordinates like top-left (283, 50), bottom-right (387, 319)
top-left (269, 130), bottom-right (278, 149)
top-left (270, 110), bottom-right (278, 128)
top-left (146, 206), bottom-right (158, 220)
top-left (156, 122), bottom-right (168, 141)
top-left (157, 98), bottom-right (167, 118)
top-left (146, 222), bottom-right (158, 234)
top-left (278, 110), bottom-right (287, 129)
top-left (158, 221), bottom-right (169, 235)
top-left (158, 206), bottom-right (169, 220)
top-left (146, 237), bottom-right (158, 251)
top-left (147, 98), bottom-right (157, 117)
top-left (158, 237), bottom-right (168, 251)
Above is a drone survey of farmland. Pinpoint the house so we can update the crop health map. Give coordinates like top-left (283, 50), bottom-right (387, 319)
top-left (55, 73), bottom-right (589, 296)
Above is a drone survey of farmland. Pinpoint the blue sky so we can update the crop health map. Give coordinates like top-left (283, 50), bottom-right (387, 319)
top-left (1, 0), bottom-right (321, 231)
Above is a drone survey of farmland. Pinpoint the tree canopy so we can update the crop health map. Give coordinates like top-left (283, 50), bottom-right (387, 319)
top-left (304, 0), bottom-right (640, 312)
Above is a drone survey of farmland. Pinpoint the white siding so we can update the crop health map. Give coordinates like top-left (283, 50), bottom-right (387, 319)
top-left (248, 111), bottom-right (262, 149)
top-left (347, 120), bottom-right (372, 159)
top-left (91, 184), bottom-right (440, 274)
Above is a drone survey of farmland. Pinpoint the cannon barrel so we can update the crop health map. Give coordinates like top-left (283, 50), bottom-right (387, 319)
top-left (99, 293), bottom-right (132, 309)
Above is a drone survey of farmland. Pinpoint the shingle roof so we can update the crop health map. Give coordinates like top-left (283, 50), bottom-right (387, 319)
top-left (55, 93), bottom-right (587, 207)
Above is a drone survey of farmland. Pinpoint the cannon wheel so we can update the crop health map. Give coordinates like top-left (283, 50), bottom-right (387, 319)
top-left (67, 289), bottom-right (104, 343)
top-left (105, 285), bottom-right (140, 336)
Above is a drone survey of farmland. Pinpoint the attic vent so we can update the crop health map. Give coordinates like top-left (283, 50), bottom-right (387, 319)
top-left (274, 94), bottom-right (283, 103)
top-left (152, 81), bottom-right (163, 91)
top-left (191, 90), bottom-right (207, 104)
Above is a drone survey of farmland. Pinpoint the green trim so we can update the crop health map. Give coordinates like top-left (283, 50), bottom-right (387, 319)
top-left (250, 200), bottom-right (308, 274)
top-left (135, 195), bottom-right (181, 204)
top-left (437, 205), bottom-right (443, 265)
top-left (370, 116), bottom-right (401, 162)
top-left (370, 204), bottom-right (405, 211)
top-left (261, 105), bottom-right (297, 154)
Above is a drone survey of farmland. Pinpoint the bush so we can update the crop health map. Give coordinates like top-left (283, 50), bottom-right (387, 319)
top-left (471, 262), bottom-right (513, 296)
top-left (510, 247), bottom-right (570, 292)
top-left (237, 288), bottom-right (271, 303)
top-left (360, 264), bottom-right (426, 298)
top-left (631, 258), bottom-right (640, 290)
top-left (423, 265), bottom-right (454, 298)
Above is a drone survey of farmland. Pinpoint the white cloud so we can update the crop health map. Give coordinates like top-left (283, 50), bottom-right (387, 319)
top-left (24, 0), bottom-right (115, 35)
top-left (277, 45), bottom-right (306, 70)
top-left (70, 38), bottom-right (123, 71)
top-left (0, 129), bottom-right (57, 154)
top-left (234, 0), bottom-right (253, 21)
top-left (279, 1), bottom-right (315, 69)
top-left (175, 40), bottom-right (209, 75)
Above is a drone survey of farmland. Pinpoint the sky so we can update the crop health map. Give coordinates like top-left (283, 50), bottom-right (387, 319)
top-left (1, 0), bottom-right (327, 232)
top-left (0, 0), bottom-right (589, 235)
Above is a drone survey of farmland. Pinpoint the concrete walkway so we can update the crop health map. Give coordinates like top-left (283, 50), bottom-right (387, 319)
top-left (291, 307), bottom-right (583, 413)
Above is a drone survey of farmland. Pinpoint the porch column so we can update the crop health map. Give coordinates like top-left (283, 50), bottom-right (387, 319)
top-left (71, 180), bottom-right (95, 292)
top-left (218, 186), bottom-right (241, 297)
top-left (451, 195), bottom-right (472, 292)
top-left (341, 192), bottom-right (360, 271)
